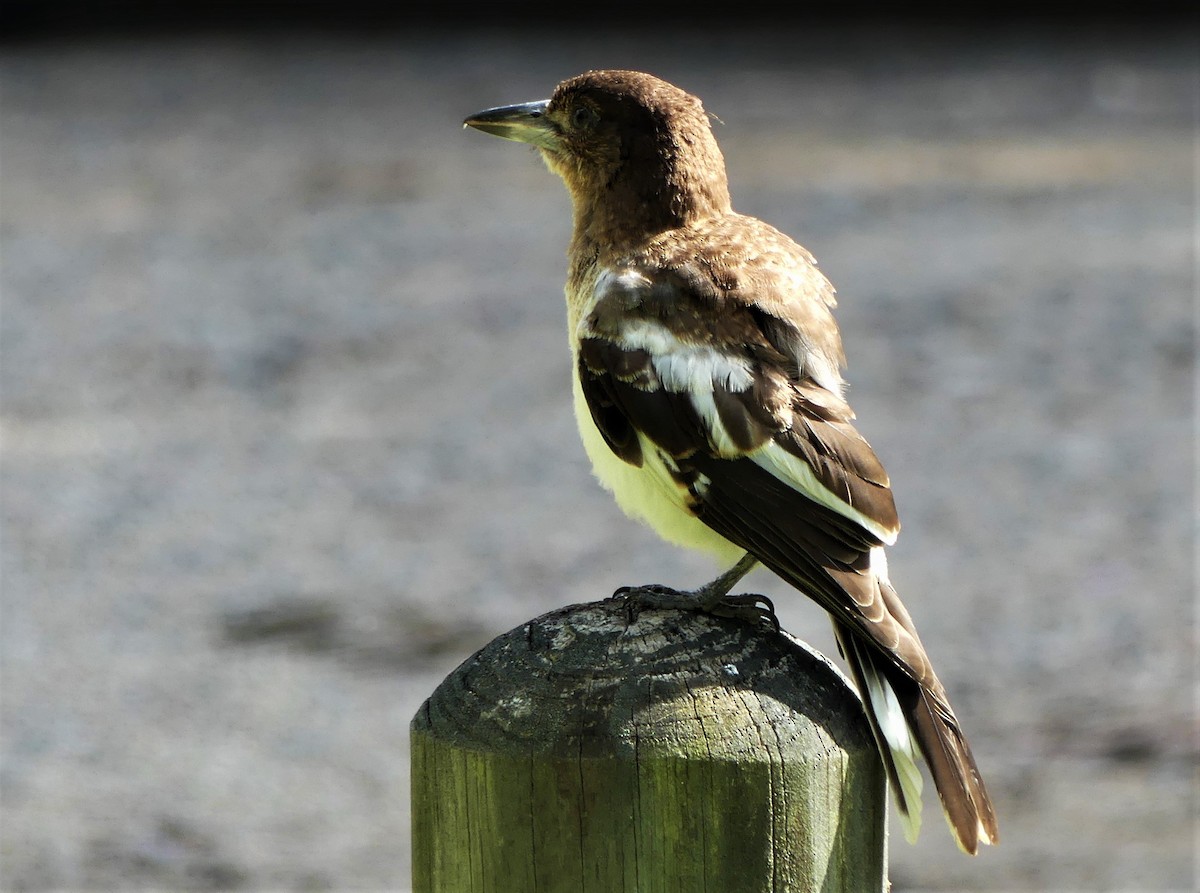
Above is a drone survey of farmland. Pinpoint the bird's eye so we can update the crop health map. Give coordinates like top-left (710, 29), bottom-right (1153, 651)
top-left (571, 106), bottom-right (598, 129)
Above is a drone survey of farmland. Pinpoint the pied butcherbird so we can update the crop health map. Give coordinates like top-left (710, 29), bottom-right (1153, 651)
top-left (464, 69), bottom-right (998, 855)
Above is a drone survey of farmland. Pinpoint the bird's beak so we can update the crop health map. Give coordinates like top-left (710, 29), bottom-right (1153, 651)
top-left (463, 100), bottom-right (559, 150)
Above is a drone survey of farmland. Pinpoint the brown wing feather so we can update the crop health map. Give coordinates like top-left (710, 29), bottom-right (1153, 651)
top-left (683, 449), bottom-right (929, 674)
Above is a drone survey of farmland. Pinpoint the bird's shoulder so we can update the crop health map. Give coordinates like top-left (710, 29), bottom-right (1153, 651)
top-left (645, 212), bottom-right (836, 308)
top-left (577, 213), bottom-right (846, 396)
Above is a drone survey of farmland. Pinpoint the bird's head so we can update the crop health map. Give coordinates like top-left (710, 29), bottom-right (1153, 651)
top-left (464, 70), bottom-right (732, 239)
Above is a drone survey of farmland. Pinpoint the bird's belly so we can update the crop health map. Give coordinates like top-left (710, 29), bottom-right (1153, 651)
top-left (571, 375), bottom-right (744, 565)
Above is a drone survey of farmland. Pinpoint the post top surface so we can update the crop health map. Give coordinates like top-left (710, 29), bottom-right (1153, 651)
top-left (412, 599), bottom-right (873, 761)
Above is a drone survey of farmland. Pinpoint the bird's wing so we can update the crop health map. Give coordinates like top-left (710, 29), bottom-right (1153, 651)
top-left (577, 261), bottom-right (932, 680)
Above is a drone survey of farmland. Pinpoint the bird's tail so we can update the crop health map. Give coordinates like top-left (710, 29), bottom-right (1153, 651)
top-left (834, 622), bottom-right (999, 855)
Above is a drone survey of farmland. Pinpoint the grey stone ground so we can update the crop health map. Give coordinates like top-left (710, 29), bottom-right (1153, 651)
top-left (0, 25), bottom-right (1195, 893)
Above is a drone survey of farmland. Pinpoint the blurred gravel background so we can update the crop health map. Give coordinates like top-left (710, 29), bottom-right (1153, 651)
top-left (1, 21), bottom-right (1195, 893)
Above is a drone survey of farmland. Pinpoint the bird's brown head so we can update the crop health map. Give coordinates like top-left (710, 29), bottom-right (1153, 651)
top-left (464, 70), bottom-right (732, 244)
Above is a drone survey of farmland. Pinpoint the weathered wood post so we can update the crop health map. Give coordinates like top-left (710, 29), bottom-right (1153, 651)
top-left (411, 599), bottom-right (886, 892)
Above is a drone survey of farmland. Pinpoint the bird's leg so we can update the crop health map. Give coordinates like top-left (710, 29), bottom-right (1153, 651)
top-left (612, 552), bottom-right (779, 631)
top-left (693, 552), bottom-right (761, 603)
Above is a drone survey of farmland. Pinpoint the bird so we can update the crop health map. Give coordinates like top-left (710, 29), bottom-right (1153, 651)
top-left (463, 69), bottom-right (998, 855)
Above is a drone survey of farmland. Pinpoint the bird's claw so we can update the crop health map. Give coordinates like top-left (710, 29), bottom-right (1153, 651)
top-left (610, 584), bottom-right (780, 632)
top-left (610, 584), bottom-right (693, 623)
top-left (706, 592), bottom-right (781, 633)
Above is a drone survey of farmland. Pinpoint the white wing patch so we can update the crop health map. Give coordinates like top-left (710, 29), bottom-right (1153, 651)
top-left (614, 318), bottom-right (755, 394)
top-left (598, 310), bottom-right (758, 459)
top-left (751, 442), bottom-right (900, 545)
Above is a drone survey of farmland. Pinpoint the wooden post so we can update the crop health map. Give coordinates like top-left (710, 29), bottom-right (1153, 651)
top-left (410, 599), bottom-right (887, 892)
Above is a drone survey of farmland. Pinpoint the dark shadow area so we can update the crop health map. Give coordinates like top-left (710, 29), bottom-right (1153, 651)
top-left (1, 1), bottom-right (1191, 43)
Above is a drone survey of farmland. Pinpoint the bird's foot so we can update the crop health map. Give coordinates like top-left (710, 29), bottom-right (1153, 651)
top-left (610, 583), bottom-right (694, 617)
top-left (611, 584), bottom-right (780, 632)
top-left (707, 592), bottom-right (780, 632)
